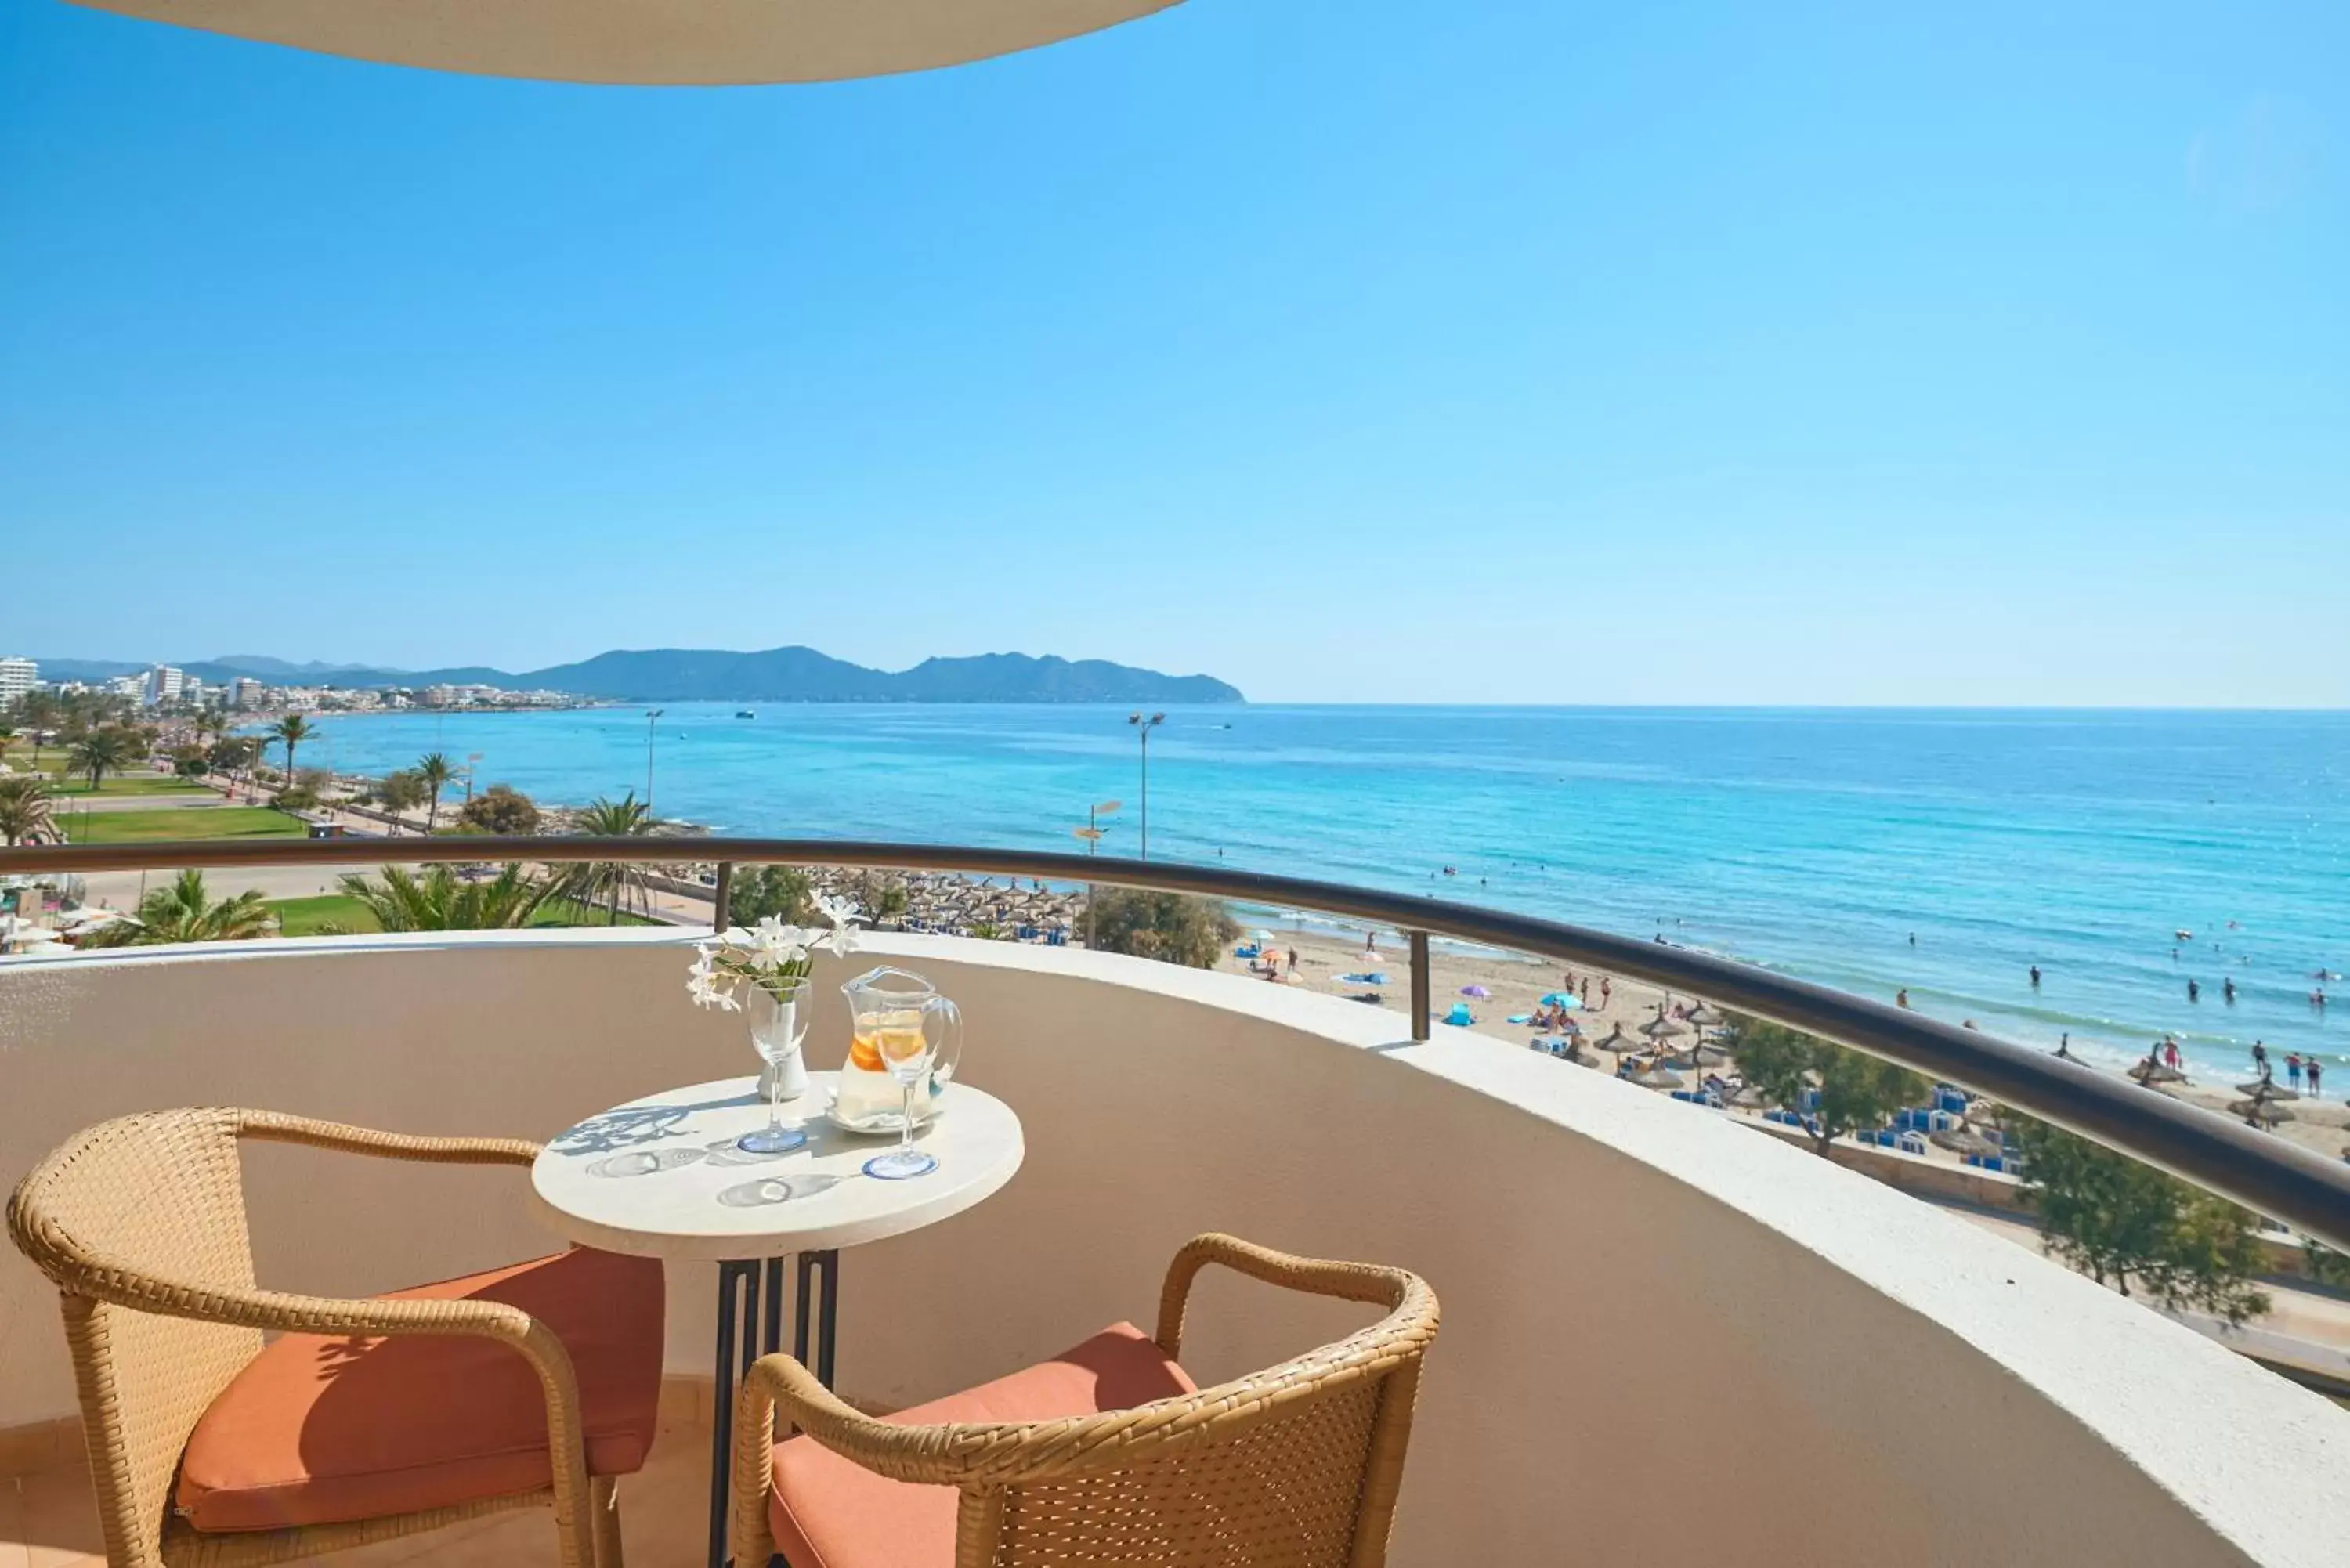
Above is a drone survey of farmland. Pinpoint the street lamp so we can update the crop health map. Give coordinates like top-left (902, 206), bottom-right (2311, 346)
top-left (644, 710), bottom-right (665, 813)
top-left (1127, 713), bottom-right (1164, 860)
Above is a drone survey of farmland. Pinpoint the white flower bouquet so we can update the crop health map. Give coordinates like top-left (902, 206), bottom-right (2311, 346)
top-left (686, 894), bottom-right (860, 1010)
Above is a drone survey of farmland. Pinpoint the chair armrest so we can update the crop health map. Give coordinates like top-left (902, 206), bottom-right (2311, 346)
top-left (235, 1110), bottom-right (542, 1165)
top-left (1155, 1232), bottom-right (1418, 1360)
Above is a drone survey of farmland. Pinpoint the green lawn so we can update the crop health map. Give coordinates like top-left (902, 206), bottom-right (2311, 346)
top-left (1, 754), bottom-right (219, 797)
top-left (265, 891), bottom-right (660, 936)
top-left (266, 894), bottom-right (377, 936)
top-left (62, 807), bottom-right (308, 844)
top-left (53, 774), bottom-right (221, 798)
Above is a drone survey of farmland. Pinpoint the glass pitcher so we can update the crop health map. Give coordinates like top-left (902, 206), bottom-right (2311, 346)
top-left (836, 966), bottom-right (963, 1130)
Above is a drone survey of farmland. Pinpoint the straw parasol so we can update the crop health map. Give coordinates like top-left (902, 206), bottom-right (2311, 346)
top-left (2236, 1079), bottom-right (2298, 1101)
top-left (1692, 1041), bottom-right (1734, 1068)
top-left (1930, 1126), bottom-right (2002, 1159)
top-left (1685, 1003), bottom-right (1723, 1026)
top-left (2129, 1059), bottom-right (2188, 1086)
top-left (1596, 1024), bottom-right (1636, 1053)
top-left (1640, 1016), bottom-right (1688, 1040)
top-left (2229, 1098), bottom-right (2294, 1126)
top-left (1629, 1065), bottom-right (1687, 1091)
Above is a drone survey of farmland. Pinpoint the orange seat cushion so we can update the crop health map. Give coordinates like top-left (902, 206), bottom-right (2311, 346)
top-left (177, 1248), bottom-right (664, 1533)
top-left (769, 1323), bottom-right (1195, 1568)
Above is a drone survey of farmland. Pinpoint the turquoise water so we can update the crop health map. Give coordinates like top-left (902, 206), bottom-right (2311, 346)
top-left (284, 704), bottom-right (2350, 1078)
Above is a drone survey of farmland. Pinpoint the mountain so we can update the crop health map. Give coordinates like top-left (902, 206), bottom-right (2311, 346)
top-left (512, 648), bottom-right (1242, 704)
top-left (31, 648), bottom-right (1243, 703)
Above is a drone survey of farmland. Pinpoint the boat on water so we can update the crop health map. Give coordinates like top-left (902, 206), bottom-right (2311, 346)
top-left (736, 710), bottom-right (756, 719)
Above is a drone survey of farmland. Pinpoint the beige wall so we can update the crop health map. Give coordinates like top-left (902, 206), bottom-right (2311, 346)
top-left (4, 930), bottom-right (2347, 1566)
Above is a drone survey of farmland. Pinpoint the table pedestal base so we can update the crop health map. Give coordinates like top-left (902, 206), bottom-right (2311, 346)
top-left (708, 1251), bottom-right (837, 1568)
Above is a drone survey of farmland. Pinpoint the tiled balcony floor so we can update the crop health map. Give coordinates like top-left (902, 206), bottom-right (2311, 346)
top-left (1, 1386), bottom-right (716, 1568)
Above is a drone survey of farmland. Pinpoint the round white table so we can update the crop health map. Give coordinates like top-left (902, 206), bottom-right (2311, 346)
top-left (530, 1072), bottom-right (1025, 1568)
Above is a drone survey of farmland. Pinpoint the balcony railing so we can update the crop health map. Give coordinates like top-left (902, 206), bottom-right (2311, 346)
top-left (6, 834), bottom-right (2348, 1255)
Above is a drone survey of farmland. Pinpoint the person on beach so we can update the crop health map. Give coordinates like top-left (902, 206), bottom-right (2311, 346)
top-left (2224, 977), bottom-right (2237, 1003)
top-left (1896, 988), bottom-right (1911, 1009)
top-left (2287, 1053), bottom-right (2304, 1089)
top-left (2310, 1059), bottom-right (2323, 1098)
top-left (2164, 1039), bottom-right (2182, 1071)
top-left (1600, 977), bottom-right (1611, 1006)
top-left (2055, 1033), bottom-right (2076, 1060)
top-left (2253, 1040), bottom-right (2269, 1073)
top-left (2186, 978), bottom-right (2200, 1003)
top-left (2030, 965), bottom-right (2041, 988)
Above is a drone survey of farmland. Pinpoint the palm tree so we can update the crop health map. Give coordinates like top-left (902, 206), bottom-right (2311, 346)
top-left (0, 775), bottom-right (58, 846)
top-left (335, 864), bottom-right (555, 931)
top-left (66, 727), bottom-right (139, 791)
top-left (17, 691), bottom-right (57, 769)
top-left (416, 752), bottom-right (456, 833)
top-left (562, 793), bottom-right (657, 924)
top-left (269, 715), bottom-right (317, 786)
top-left (80, 869), bottom-right (274, 947)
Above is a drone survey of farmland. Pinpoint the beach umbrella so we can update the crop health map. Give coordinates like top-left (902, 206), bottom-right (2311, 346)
top-left (1596, 1024), bottom-right (1636, 1052)
top-left (1460, 984), bottom-right (1491, 999)
top-left (2129, 1060), bottom-right (2188, 1085)
top-left (1640, 1016), bottom-right (1687, 1039)
top-left (2228, 1099), bottom-right (2294, 1126)
top-left (1629, 1066), bottom-right (1687, 1091)
top-left (1726, 1084), bottom-right (1770, 1110)
top-left (2235, 1079), bottom-right (2298, 1101)
top-left (1655, 1049), bottom-right (1700, 1071)
top-left (1540, 992), bottom-right (1581, 1008)
top-left (1685, 1003), bottom-right (1723, 1025)
top-left (1931, 1126), bottom-right (2001, 1159)
top-left (1692, 1041), bottom-right (1734, 1068)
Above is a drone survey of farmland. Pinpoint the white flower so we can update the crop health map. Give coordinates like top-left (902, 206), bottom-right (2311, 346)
top-left (813, 893), bottom-right (861, 957)
top-left (742, 916), bottom-right (812, 974)
top-left (687, 948), bottom-right (741, 1011)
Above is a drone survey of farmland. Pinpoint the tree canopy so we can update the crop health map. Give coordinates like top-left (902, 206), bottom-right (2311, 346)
top-left (730, 864), bottom-right (815, 927)
top-left (335, 864), bottom-right (555, 931)
top-left (1086, 887), bottom-right (1238, 969)
top-left (81, 869), bottom-right (273, 947)
top-left (2005, 1118), bottom-right (2272, 1324)
top-left (1724, 1012), bottom-right (1930, 1157)
top-left (456, 783), bottom-right (541, 836)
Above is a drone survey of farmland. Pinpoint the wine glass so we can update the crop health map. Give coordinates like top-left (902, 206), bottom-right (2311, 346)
top-left (738, 979), bottom-right (811, 1154)
top-left (861, 1016), bottom-right (938, 1180)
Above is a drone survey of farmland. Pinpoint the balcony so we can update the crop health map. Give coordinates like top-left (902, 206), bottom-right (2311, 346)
top-left (5, 901), bottom-right (2348, 1566)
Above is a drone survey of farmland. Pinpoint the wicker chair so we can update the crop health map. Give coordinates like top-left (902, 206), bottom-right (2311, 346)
top-left (7, 1107), bottom-right (664, 1568)
top-left (731, 1232), bottom-right (1439, 1568)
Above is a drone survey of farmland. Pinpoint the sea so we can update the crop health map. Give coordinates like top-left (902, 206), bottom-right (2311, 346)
top-left (281, 704), bottom-right (2350, 1080)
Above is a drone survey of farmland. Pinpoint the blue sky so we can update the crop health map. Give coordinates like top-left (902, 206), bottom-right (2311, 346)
top-left (2, 1), bottom-right (2343, 704)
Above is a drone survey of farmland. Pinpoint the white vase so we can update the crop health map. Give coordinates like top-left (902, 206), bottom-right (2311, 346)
top-left (748, 984), bottom-right (812, 1102)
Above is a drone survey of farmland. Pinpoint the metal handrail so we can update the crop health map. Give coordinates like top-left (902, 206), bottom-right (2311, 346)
top-left (7, 833), bottom-right (2348, 1254)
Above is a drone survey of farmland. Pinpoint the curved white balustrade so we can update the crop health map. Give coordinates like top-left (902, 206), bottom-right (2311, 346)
top-left (4, 929), bottom-right (2345, 1565)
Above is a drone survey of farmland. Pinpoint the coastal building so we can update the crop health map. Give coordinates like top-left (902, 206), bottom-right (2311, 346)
top-left (104, 673), bottom-right (145, 701)
top-left (230, 677), bottom-right (265, 710)
top-left (140, 664), bottom-right (185, 707)
top-left (0, 657), bottom-right (34, 710)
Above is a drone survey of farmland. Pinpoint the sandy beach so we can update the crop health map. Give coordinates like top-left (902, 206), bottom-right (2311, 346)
top-left (1214, 921), bottom-right (2350, 1167)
